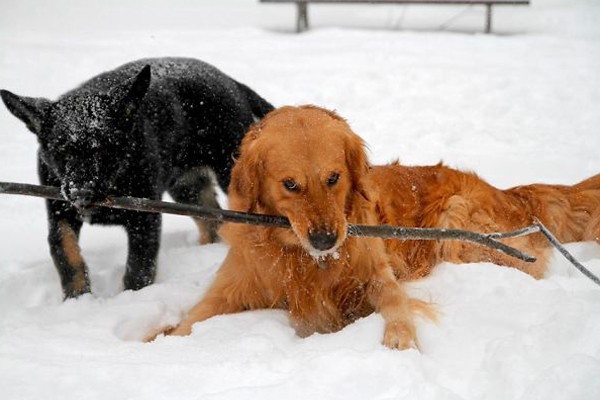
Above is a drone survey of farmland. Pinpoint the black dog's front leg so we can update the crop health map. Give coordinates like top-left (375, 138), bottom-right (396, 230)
top-left (40, 157), bottom-right (91, 298)
top-left (123, 212), bottom-right (161, 291)
top-left (46, 200), bottom-right (91, 299)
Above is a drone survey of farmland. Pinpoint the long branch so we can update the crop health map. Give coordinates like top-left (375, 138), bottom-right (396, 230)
top-left (1, 181), bottom-right (536, 262)
top-left (532, 218), bottom-right (600, 287)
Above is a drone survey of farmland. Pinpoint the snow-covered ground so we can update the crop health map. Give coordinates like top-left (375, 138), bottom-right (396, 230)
top-left (1, 0), bottom-right (600, 399)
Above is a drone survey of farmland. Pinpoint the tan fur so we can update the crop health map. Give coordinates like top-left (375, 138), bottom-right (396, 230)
top-left (193, 218), bottom-right (217, 245)
top-left (153, 105), bottom-right (600, 349)
top-left (58, 221), bottom-right (87, 293)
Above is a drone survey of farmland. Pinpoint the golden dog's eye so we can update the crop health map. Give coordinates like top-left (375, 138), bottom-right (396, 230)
top-left (283, 179), bottom-right (299, 192)
top-left (327, 172), bottom-right (340, 186)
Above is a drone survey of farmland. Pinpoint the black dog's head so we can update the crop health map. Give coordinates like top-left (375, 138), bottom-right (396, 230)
top-left (1, 65), bottom-right (151, 211)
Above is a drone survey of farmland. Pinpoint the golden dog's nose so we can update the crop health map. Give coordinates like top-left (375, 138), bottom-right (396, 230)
top-left (308, 229), bottom-right (337, 251)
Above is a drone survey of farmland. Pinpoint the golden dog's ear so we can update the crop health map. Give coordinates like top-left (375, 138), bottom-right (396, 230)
top-left (344, 130), bottom-right (371, 201)
top-left (228, 124), bottom-right (263, 212)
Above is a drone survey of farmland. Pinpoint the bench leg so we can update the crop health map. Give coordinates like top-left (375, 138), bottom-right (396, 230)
top-left (297, 2), bottom-right (309, 33)
top-left (485, 4), bottom-right (492, 34)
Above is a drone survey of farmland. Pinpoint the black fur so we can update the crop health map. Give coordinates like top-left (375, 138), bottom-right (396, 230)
top-left (1, 57), bottom-right (273, 298)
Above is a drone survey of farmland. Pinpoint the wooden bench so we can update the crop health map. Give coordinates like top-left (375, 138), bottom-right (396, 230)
top-left (260, 0), bottom-right (530, 34)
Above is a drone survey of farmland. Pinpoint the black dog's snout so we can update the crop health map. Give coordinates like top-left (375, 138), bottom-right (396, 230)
top-left (308, 229), bottom-right (338, 251)
top-left (70, 188), bottom-right (95, 209)
top-left (62, 179), bottom-right (103, 211)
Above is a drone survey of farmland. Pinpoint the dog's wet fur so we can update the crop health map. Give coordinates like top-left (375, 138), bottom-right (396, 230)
top-left (1, 57), bottom-right (273, 298)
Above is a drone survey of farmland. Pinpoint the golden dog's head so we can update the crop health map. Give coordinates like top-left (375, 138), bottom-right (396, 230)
top-left (228, 105), bottom-right (370, 259)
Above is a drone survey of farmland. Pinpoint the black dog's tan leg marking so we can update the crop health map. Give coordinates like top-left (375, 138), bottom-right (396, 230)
top-left (169, 167), bottom-right (221, 244)
top-left (59, 222), bottom-right (88, 292)
top-left (193, 218), bottom-right (220, 245)
top-left (193, 181), bottom-right (220, 244)
top-left (49, 220), bottom-right (90, 298)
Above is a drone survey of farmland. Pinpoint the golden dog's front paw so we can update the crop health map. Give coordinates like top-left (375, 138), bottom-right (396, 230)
top-left (383, 320), bottom-right (417, 350)
top-left (164, 323), bottom-right (193, 337)
top-left (143, 325), bottom-right (174, 343)
top-left (143, 323), bottom-right (192, 342)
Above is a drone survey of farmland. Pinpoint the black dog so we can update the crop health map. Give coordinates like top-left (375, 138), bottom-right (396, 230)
top-left (1, 57), bottom-right (273, 298)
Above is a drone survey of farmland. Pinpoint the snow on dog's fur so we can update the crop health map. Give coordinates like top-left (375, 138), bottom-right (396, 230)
top-left (0, 57), bottom-right (273, 298)
top-left (152, 105), bottom-right (600, 349)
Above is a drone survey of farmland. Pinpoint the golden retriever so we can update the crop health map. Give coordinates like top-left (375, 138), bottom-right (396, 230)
top-left (156, 105), bottom-right (600, 349)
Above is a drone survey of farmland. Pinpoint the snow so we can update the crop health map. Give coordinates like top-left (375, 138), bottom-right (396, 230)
top-left (1, 0), bottom-right (600, 399)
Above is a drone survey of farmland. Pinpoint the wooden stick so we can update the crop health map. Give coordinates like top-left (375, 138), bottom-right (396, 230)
top-left (4, 181), bottom-right (600, 285)
top-left (487, 218), bottom-right (600, 287)
top-left (532, 218), bottom-right (600, 287)
top-left (347, 224), bottom-right (535, 262)
top-left (0, 181), bottom-right (537, 262)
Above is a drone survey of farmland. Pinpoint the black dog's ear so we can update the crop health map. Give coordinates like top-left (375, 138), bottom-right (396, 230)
top-left (117, 65), bottom-right (151, 120)
top-left (0, 89), bottom-right (52, 135)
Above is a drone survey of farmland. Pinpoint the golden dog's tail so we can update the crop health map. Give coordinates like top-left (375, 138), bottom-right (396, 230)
top-left (559, 173), bottom-right (600, 243)
top-left (513, 173), bottom-right (600, 244)
top-left (573, 173), bottom-right (600, 242)
top-left (572, 172), bottom-right (600, 192)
